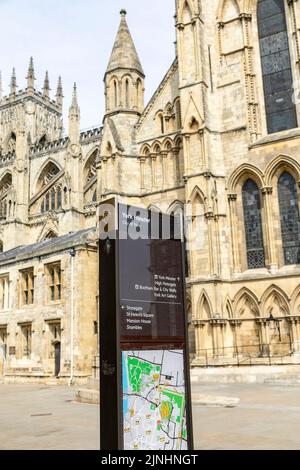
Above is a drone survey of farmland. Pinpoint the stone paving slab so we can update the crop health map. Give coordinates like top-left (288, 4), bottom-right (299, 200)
top-left (0, 384), bottom-right (99, 450)
top-left (0, 383), bottom-right (300, 450)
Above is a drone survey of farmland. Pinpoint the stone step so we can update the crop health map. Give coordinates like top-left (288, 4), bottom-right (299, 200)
top-left (75, 388), bottom-right (240, 408)
top-left (76, 388), bottom-right (99, 405)
top-left (86, 377), bottom-right (99, 391)
top-left (264, 377), bottom-right (300, 385)
top-left (192, 394), bottom-right (240, 408)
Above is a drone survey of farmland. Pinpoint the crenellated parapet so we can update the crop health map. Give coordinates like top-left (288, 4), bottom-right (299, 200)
top-left (0, 151), bottom-right (16, 168)
top-left (0, 59), bottom-right (64, 151)
top-left (29, 137), bottom-right (69, 159)
top-left (80, 127), bottom-right (103, 144)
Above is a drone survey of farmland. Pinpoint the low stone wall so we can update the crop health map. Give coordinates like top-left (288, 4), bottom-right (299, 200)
top-left (190, 365), bottom-right (300, 385)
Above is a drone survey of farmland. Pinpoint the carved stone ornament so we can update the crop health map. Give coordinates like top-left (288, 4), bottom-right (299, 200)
top-left (15, 159), bottom-right (26, 173)
top-left (24, 101), bottom-right (36, 115)
top-left (69, 143), bottom-right (82, 158)
top-left (46, 212), bottom-right (59, 223)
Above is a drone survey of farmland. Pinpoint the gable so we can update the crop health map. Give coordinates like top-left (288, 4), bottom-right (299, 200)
top-left (136, 60), bottom-right (180, 142)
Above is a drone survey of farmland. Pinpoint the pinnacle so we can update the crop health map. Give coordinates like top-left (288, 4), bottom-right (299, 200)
top-left (26, 56), bottom-right (36, 89)
top-left (10, 68), bottom-right (17, 95)
top-left (43, 71), bottom-right (50, 97)
top-left (27, 57), bottom-right (35, 78)
top-left (71, 82), bottom-right (79, 108)
top-left (106, 11), bottom-right (144, 76)
top-left (56, 76), bottom-right (63, 96)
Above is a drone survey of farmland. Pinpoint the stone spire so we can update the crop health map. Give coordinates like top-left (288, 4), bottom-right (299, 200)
top-left (43, 71), bottom-right (50, 98)
top-left (71, 82), bottom-right (79, 110)
top-left (10, 68), bottom-right (17, 96)
top-left (68, 83), bottom-right (80, 145)
top-left (26, 57), bottom-right (36, 90)
top-left (56, 76), bottom-right (63, 108)
top-left (105, 9), bottom-right (144, 77)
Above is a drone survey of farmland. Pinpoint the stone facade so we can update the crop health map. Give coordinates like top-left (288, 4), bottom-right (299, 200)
top-left (0, 230), bottom-right (98, 382)
top-left (0, 1), bottom-right (300, 380)
top-left (98, 1), bottom-right (300, 365)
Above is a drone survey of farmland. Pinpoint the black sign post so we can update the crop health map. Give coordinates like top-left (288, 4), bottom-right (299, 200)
top-left (99, 199), bottom-right (193, 451)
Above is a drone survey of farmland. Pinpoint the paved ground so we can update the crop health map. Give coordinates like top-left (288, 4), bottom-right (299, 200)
top-left (0, 383), bottom-right (300, 450)
top-left (193, 383), bottom-right (300, 450)
top-left (0, 384), bottom-right (99, 450)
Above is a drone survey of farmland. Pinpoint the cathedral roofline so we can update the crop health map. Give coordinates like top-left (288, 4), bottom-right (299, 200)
top-left (0, 228), bottom-right (96, 266)
top-left (0, 151), bottom-right (15, 169)
top-left (136, 58), bottom-right (178, 132)
top-left (28, 126), bottom-right (103, 159)
top-left (0, 89), bottom-right (62, 114)
top-left (0, 63), bottom-right (63, 112)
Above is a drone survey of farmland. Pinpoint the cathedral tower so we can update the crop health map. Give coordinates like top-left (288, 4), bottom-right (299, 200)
top-left (0, 59), bottom-right (63, 155)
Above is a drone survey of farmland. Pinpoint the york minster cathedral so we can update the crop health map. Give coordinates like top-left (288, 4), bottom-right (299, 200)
top-left (0, 0), bottom-right (300, 381)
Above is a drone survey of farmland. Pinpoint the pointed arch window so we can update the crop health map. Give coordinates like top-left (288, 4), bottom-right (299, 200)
top-left (44, 231), bottom-right (57, 241)
top-left (37, 162), bottom-right (60, 193)
top-left (0, 173), bottom-right (12, 221)
top-left (257, 0), bottom-right (298, 134)
top-left (114, 80), bottom-right (118, 108)
top-left (175, 99), bottom-right (182, 130)
top-left (242, 179), bottom-right (265, 269)
top-left (136, 78), bottom-right (142, 110)
top-left (170, 205), bottom-right (189, 277)
top-left (51, 190), bottom-right (56, 210)
top-left (5, 132), bottom-right (16, 154)
top-left (125, 79), bottom-right (129, 108)
top-left (278, 172), bottom-right (300, 265)
top-left (158, 113), bottom-right (164, 135)
top-left (57, 188), bottom-right (62, 209)
top-left (84, 149), bottom-right (98, 205)
top-left (41, 185), bottom-right (62, 214)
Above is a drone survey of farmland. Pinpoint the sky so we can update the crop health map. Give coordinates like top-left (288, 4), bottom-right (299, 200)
top-left (0, 0), bottom-right (175, 130)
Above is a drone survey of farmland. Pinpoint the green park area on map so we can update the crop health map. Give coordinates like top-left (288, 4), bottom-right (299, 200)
top-left (123, 351), bottom-right (188, 450)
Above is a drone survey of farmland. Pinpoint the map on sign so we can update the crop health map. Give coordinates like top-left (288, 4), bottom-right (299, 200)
top-left (122, 350), bottom-right (188, 450)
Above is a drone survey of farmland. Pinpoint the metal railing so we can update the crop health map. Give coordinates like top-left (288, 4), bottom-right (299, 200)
top-left (194, 342), bottom-right (298, 368)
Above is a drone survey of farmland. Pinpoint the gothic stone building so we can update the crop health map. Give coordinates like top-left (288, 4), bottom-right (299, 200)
top-left (1, 0), bottom-right (300, 380)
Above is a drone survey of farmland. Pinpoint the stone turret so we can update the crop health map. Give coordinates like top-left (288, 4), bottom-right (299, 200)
top-left (99, 10), bottom-right (144, 199)
top-left (104, 9), bottom-right (145, 116)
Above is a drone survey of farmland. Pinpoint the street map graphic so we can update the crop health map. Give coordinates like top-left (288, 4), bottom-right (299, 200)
top-left (122, 350), bottom-right (188, 450)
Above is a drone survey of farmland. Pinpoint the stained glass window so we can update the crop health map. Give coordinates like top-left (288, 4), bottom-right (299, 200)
top-left (57, 188), bottom-right (62, 209)
top-left (51, 190), bottom-right (56, 210)
top-left (242, 179), bottom-right (265, 269)
top-left (257, 0), bottom-right (297, 133)
top-left (278, 172), bottom-right (300, 265)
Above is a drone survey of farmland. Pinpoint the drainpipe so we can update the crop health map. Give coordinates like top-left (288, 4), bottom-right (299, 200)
top-left (69, 248), bottom-right (76, 387)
